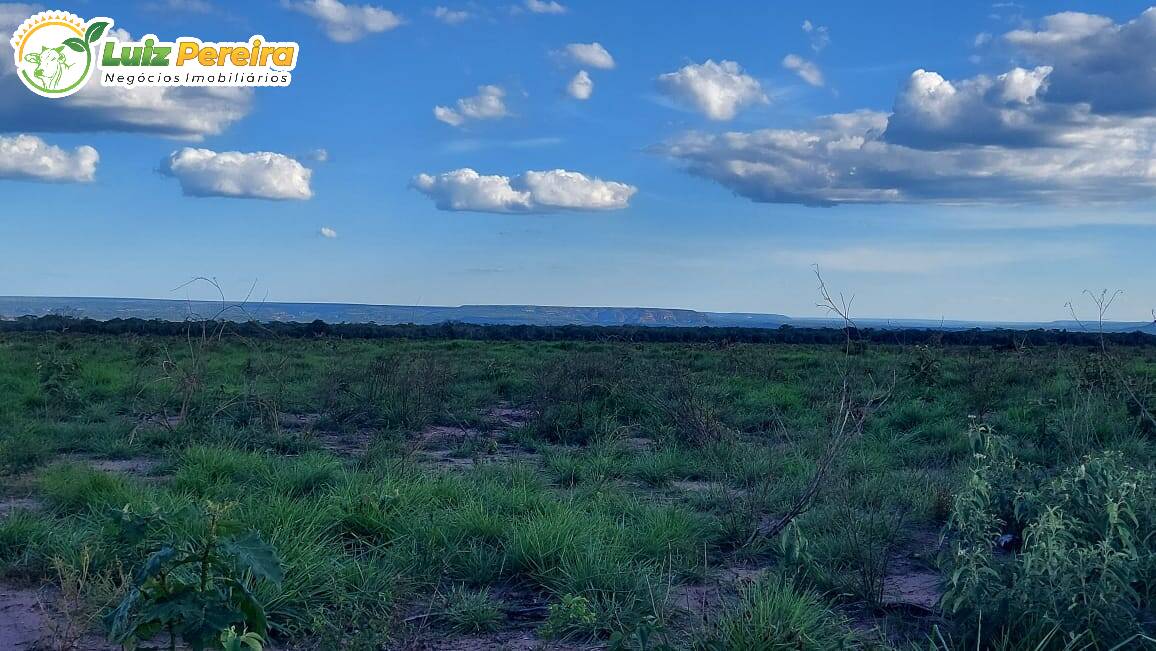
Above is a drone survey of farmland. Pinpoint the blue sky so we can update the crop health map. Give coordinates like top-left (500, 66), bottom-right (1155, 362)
top-left (1, 0), bottom-right (1154, 322)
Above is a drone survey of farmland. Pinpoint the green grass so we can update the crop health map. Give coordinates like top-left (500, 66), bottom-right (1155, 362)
top-left (440, 586), bottom-right (505, 633)
top-left (0, 332), bottom-right (1153, 648)
top-left (696, 573), bottom-right (851, 650)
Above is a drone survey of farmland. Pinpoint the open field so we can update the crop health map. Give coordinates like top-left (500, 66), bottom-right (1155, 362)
top-left (1, 330), bottom-right (1154, 650)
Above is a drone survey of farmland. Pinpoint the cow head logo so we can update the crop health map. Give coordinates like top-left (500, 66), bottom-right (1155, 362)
top-left (10, 11), bottom-right (111, 98)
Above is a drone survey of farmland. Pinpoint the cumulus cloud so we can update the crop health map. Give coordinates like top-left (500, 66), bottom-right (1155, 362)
top-left (657, 6), bottom-right (1156, 207)
top-left (525, 0), bottom-right (566, 14)
top-left (883, 66), bottom-right (1057, 149)
top-left (432, 6), bottom-right (469, 23)
top-left (0, 26), bottom-right (252, 139)
top-left (518, 170), bottom-right (635, 210)
top-left (434, 85), bottom-right (510, 127)
top-left (802, 20), bottom-right (830, 52)
top-left (562, 42), bottom-right (615, 69)
top-left (782, 54), bottom-right (824, 87)
top-left (284, 0), bottom-right (402, 42)
top-left (567, 71), bottom-right (593, 100)
top-left (658, 107), bottom-right (1156, 206)
top-left (411, 168), bottom-right (636, 213)
top-left (1003, 8), bottom-right (1156, 114)
top-left (320, 226), bottom-right (338, 238)
top-left (0, 86), bottom-right (253, 140)
top-left (0, 134), bottom-right (98, 183)
top-left (656, 60), bottom-right (767, 120)
top-left (160, 148), bottom-right (313, 200)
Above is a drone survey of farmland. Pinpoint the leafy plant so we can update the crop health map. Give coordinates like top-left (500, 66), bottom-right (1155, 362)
top-left (219, 628), bottom-right (264, 651)
top-left (906, 344), bottom-right (942, 387)
top-left (540, 593), bottom-right (598, 640)
top-left (106, 502), bottom-right (284, 651)
top-left (36, 345), bottom-right (80, 412)
top-left (609, 615), bottom-right (676, 651)
top-left (944, 430), bottom-right (1156, 649)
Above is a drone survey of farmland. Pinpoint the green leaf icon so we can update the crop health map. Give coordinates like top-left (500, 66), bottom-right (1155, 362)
top-left (85, 21), bottom-right (109, 44)
top-left (63, 37), bottom-right (86, 53)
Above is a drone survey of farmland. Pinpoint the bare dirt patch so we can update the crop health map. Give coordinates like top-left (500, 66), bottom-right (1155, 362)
top-left (417, 425), bottom-right (485, 451)
top-left (486, 404), bottom-right (534, 430)
top-left (275, 412), bottom-right (377, 458)
top-left (0, 497), bottom-right (43, 519)
top-left (668, 564), bottom-right (765, 621)
top-left (61, 455), bottom-right (165, 482)
top-left (398, 585), bottom-right (590, 651)
top-left (621, 437), bottom-right (654, 452)
top-left (880, 527), bottom-right (944, 614)
top-left (413, 445), bottom-right (543, 472)
top-left (278, 412), bottom-right (322, 431)
top-left (0, 582), bottom-right (116, 651)
top-left (411, 405), bottom-right (542, 472)
top-left (0, 583), bottom-right (44, 651)
top-left (405, 631), bottom-right (595, 650)
top-left (316, 429), bottom-right (375, 457)
top-left (671, 480), bottom-right (721, 493)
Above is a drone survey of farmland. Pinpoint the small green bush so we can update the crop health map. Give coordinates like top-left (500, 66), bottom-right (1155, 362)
top-left (440, 586), bottom-right (504, 633)
top-left (695, 574), bottom-right (849, 650)
top-left (540, 593), bottom-right (598, 640)
top-left (944, 428), bottom-right (1156, 649)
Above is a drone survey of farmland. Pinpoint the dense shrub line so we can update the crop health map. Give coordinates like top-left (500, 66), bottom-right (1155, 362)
top-left (2, 314), bottom-right (1154, 347)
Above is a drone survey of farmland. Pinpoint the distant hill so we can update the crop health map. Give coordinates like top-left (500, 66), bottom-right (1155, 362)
top-left (0, 296), bottom-right (1152, 334)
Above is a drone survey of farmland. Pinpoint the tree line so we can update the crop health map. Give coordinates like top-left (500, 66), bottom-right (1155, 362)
top-left (1, 314), bottom-right (1153, 347)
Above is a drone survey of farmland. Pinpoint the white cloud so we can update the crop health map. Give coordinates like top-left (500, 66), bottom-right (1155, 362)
top-left (1002, 8), bottom-right (1156, 113)
top-left (782, 54), bottom-right (824, 87)
top-left (525, 0), bottom-right (566, 14)
top-left (519, 170), bottom-right (635, 210)
top-left (320, 226), bottom-right (338, 238)
top-left (658, 107), bottom-right (1156, 206)
top-left (659, 7), bottom-right (1156, 207)
top-left (562, 42), bottom-right (615, 69)
top-left (0, 27), bottom-right (252, 139)
top-left (0, 86), bottom-right (254, 140)
top-left (413, 169), bottom-right (531, 212)
top-left (0, 134), bottom-right (98, 183)
top-left (802, 20), bottom-right (830, 52)
top-left (1004, 11), bottom-right (1113, 48)
top-left (433, 107), bottom-right (466, 127)
top-left (567, 70), bottom-right (593, 100)
top-left (884, 67), bottom-right (1056, 148)
top-left (308, 148), bottom-right (330, 162)
top-left (656, 60), bottom-right (767, 120)
top-left (284, 0), bottom-right (402, 42)
top-left (432, 6), bottom-right (470, 24)
top-left (411, 168), bottom-right (636, 213)
top-left (434, 85), bottom-right (510, 127)
top-left (160, 148), bottom-right (313, 200)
